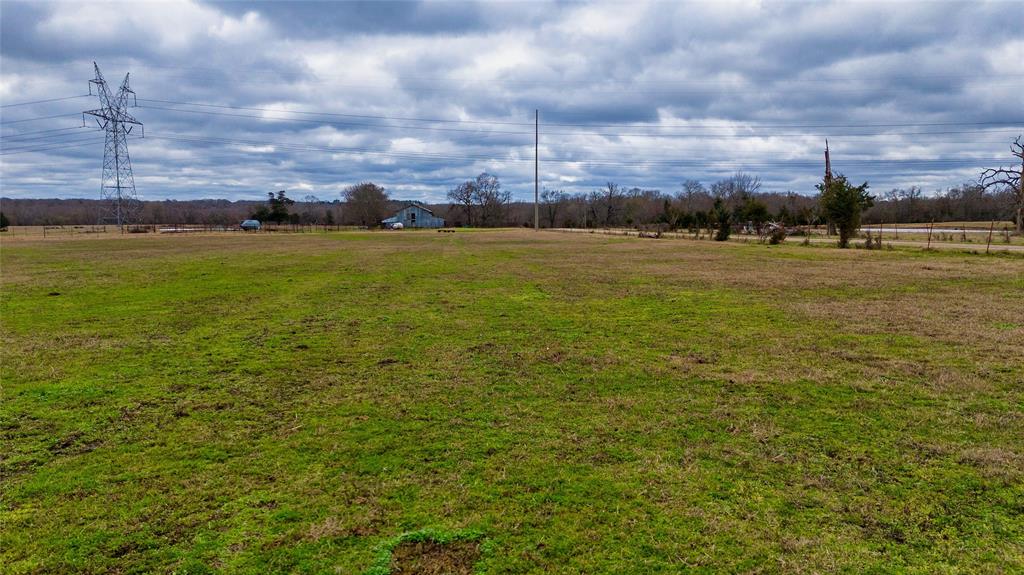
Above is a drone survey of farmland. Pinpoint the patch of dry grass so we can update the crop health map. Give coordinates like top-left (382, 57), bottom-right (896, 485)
top-left (1, 229), bottom-right (1022, 574)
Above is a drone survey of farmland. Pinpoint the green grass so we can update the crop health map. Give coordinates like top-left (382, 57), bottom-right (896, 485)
top-left (2, 230), bottom-right (1022, 574)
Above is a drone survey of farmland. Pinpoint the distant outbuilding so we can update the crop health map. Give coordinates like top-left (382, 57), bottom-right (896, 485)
top-left (382, 203), bottom-right (445, 229)
top-left (240, 219), bottom-right (261, 231)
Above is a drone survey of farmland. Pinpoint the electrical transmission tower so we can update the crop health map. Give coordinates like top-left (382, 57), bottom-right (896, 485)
top-left (83, 62), bottom-right (143, 229)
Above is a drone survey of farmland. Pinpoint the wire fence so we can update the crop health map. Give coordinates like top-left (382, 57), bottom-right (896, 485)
top-left (0, 223), bottom-right (363, 238)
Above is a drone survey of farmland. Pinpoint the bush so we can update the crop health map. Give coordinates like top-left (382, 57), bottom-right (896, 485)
top-left (713, 199), bottom-right (731, 241)
top-left (818, 175), bottom-right (873, 248)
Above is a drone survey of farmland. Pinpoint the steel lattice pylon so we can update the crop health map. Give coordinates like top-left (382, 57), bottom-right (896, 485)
top-left (83, 62), bottom-right (143, 229)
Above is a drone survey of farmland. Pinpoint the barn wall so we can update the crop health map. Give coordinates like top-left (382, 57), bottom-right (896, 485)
top-left (394, 205), bottom-right (445, 228)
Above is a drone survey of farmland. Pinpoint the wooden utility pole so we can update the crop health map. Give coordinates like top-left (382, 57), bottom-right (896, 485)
top-left (824, 140), bottom-right (836, 236)
top-left (824, 139), bottom-right (833, 187)
top-left (534, 109), bottom-right (539, 231)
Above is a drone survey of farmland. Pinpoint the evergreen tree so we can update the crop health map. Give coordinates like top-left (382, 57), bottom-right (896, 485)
top-left (713, 198), bottom-right (731, 241)
top-left (268, 190), bottom-right (294, 224)
top-left (818, 174), bottom-right (873, 248)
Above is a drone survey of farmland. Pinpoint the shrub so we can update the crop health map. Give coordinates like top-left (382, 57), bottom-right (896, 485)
top-left (713, 199), bottom-right (731, 242)
top-left (818, 174), bottom-right (873, 248)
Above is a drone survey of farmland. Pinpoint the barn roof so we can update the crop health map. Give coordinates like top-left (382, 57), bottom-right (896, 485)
top-left (392, 201), bottom-right (436, 215)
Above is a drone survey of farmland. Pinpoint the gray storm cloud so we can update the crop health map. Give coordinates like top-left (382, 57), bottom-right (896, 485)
top-left (1, 0), bottom-right (1022, 201)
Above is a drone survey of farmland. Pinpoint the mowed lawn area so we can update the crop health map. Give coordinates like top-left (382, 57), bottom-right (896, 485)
top-left (1, 229), bottom-right (1022, 574)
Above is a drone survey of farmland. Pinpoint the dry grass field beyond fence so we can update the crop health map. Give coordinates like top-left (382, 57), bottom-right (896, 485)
top-left (1, 229), bottom-right (1022, 574)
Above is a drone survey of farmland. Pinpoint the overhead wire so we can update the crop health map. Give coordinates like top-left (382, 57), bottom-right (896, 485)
top-left (133, 63), bottom-right (1024, 97)
top-left (135, 63), bottom-right (1024, 83)
top-left (0, 95), bottom-right (90, 108)
top-left (3, 88), bottom-right (1018, 186)
top-left (138, 103), bottom-right (1023, 139)
top-left (0, 132), bottom-right (115, 152)
top-left (143, 131), bottom-right (1004, 170)
top-left (0, 138), bottom-right (110, 156)
top-left (0, 113), bottom-right (83, 125)
top-left (136, 96), bottom-right (1024, 130)
top-left (0, 126), bottom-right (98, 141)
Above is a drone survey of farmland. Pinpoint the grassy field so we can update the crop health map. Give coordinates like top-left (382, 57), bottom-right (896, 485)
top-left (1, 229), bottom-right (1022, 574)
top-left (5, 222), bottom-right (1023, 248)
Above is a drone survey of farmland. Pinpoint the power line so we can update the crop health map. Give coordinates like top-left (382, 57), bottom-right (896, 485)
top-left (1, 122), bottom-right (1007, 171)
top-left (0, 95), bottom-right (90, 108)
top-left (0, 126), bottom-right (97, 141)
top-left (5, 92), bottom-right (1020, 137)
top-left (136, 63), bottom-right (1024, 83)
top-left (140, 103), bottom-right (1022, 140)
top-left (0, 132), bottom-right (120, 152)
top-left (0, 113), bottom-right (82, 125)
top-left (1, 132), bottom-right (110, 150)
top-left (135, 64), bottom-right (1024, 97)
top-left (0, 137), bottom-right (110, 156)
top-left (137, 96), bottom-right (1024, 132)
top-left (149, 74), bottom-right (1024, 99)
top-left (144, 131), bottom-right (1004, 169)
top-left (137, 98), bottom-right (534, 127)
top-left (136, 104), bottom-right (531, 136)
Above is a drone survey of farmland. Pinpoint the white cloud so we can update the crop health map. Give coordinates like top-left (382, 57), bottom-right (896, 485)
top-left (2, 0), bottom-right (1021, 201)
top-left (37, 0), bottom-right (269, 53)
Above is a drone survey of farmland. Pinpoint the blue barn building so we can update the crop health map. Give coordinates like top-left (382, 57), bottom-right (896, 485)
top-left (382, 203), bottom-right (445, 229)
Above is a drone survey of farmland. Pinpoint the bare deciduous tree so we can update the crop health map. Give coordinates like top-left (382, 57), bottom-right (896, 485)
top-left (446, 173), bottom-right (509, 227)
top-left (540, 189), bottom-right (567, 228)
top-left (448, 181), bottom-right (476, 227)
top-left (598, 182), bottom-right (621, 226)
top-left (980, 136), bottom-right (1024, 233)
top-left (342, 182), bottom-right (389, 227)
top-left (679, 180), bottom-right (706, 213)
top-left (711, 172), bottom-right (762, 202)
top-left (473, 172), bottom-right (509, 226)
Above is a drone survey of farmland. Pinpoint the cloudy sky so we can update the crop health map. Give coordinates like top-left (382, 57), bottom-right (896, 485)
top-left (1, 0), bottom-right (1022, 202)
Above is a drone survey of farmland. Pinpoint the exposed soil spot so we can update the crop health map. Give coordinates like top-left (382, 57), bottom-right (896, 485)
top-left (389, 540), bottom-right (481, 575)
top-left (49, 431), bottom-right (102, 456)
top-left (49, 431), bottom-right (83, 453)
top-left (47, 291), bottom-right (61, 296)
top-left (377, 358), bottom-right (399, 366)
top-left (110, 541), bottom-right (140, 558)
top-left (667, 352), bottom-right (718, 367)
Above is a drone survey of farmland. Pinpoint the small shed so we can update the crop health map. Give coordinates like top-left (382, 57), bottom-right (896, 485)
top-left (382, 203), bottom-right (445, 229)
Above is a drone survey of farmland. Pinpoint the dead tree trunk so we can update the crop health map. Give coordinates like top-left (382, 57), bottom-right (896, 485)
top-left (981, 135), bottom-right (1024, 233)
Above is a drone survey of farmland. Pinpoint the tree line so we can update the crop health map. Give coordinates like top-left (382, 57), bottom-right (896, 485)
top-left (3, 136), bottom-right (1021, 235)
top-left (2, 178), bottom-right (1019, 230)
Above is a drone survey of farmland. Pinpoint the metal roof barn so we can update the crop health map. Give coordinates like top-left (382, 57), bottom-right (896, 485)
top-left (381, 203), bottom-right (445, 229)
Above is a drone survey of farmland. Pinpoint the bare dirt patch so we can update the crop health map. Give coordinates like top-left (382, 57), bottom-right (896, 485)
top-left (389, 540), bottom-right (481, 575)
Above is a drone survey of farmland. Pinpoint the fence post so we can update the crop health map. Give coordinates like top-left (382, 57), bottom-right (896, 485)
top-left (986, 220), bottom-right (995, 254)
